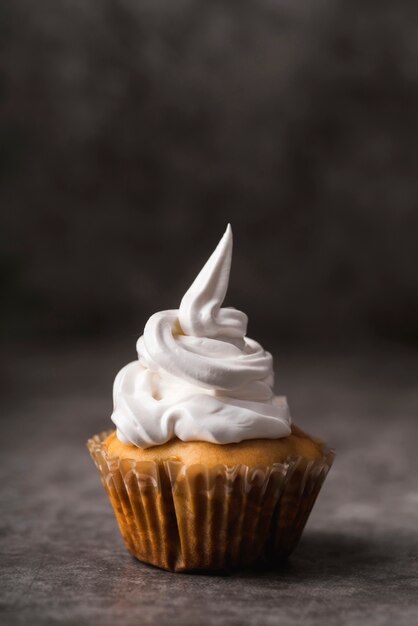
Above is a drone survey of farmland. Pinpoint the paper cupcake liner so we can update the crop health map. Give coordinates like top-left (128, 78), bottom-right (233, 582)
top-left (87, 432), bottom-right (334, 572)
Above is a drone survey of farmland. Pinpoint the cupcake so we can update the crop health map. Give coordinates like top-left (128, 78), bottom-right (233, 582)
top-left (88, 225), bottom-right (334, 572)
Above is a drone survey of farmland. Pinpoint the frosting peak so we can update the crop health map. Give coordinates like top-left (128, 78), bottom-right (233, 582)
top-left (111, 225), bottom-right (291, 448)
top-left (179, 224), bottom-right (247, 339)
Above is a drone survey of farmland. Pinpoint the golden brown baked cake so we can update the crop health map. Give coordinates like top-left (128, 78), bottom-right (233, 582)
top-left (104, 424), bottom-right (325, 467)
top-left (89, 425), bottom-right (332, 572)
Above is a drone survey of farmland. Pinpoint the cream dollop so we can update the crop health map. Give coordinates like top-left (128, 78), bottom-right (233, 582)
top-left (111, 224), bottom-right (291, 448)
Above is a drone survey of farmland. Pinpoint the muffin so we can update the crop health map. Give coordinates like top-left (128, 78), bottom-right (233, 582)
top-left (88, 225), bottom-right (334, 572)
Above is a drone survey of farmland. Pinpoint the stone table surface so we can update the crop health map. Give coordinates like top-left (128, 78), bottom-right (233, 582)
top-left (1, 343), bottom-right (418, 626)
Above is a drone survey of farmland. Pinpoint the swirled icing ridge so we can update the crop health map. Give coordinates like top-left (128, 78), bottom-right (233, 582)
top-left (111, 225), bottom-right (291, 447)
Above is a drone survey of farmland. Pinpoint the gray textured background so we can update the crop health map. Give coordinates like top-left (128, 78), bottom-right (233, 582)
top-left (1, 1), bottom-right (418, 624)
top-left (1, 0), bottom-right (418, 348)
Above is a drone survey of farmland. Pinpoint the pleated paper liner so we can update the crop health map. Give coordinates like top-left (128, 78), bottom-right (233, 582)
top-left (88, 431), bottom-right (335, 572)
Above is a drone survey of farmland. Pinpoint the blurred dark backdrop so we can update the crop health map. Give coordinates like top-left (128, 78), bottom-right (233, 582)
top-left (1, 0), bottom-right (418, 351)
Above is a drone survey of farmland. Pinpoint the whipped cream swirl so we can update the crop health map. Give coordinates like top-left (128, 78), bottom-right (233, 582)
top-left (111, 225), bottom-right (291, 448)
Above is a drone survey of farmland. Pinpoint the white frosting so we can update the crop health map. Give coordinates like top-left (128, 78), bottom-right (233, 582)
top-left (111, 224), bottom-right (291, 448)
